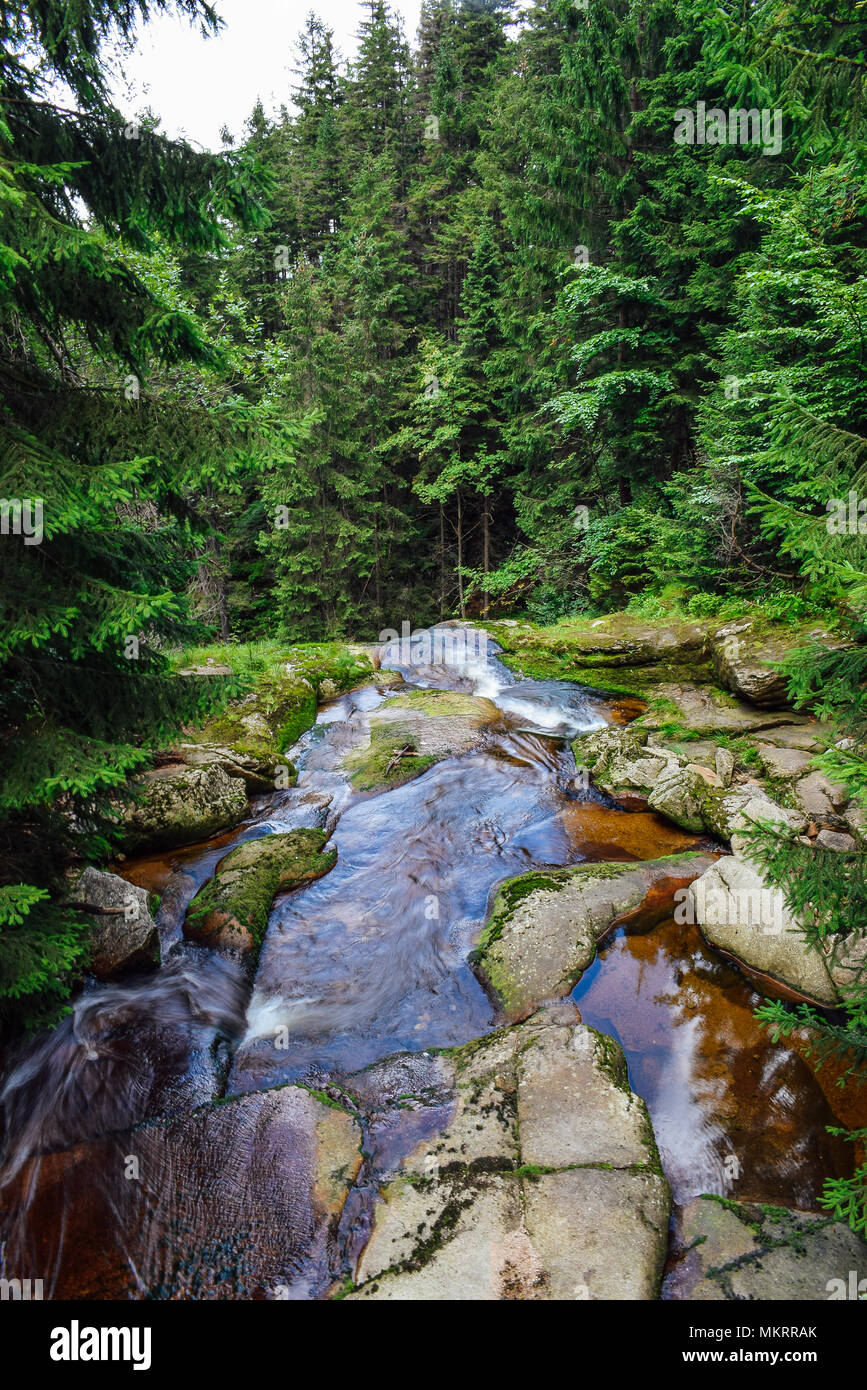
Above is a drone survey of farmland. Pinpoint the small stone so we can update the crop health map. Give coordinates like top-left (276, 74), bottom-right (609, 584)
top-left (686, 763), bottom-right (723, 788)
top-left (816, 828), bottom-right (857, 851)
top-left (715, 747), bottom-right (735, 787)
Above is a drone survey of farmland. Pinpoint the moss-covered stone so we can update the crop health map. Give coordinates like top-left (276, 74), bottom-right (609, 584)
top-left (341, 688), bottom-right (499, 793)
top-left (484, 613), bottom-right (716, 694)
top-left (184, 828), bottom-right (337, 959)
top-left (188, 643), bottom-right (374, 763)
top-left (194, 671), bottom-right (317, 760)
top-left (120, 762), bottom-right (249, 852)
top-left (665, 1195), bottom-right (867, 1300)
top-left (343, 722), bottom-right (439, 792)
top-left (474, 853), bottom-right (719, 1013)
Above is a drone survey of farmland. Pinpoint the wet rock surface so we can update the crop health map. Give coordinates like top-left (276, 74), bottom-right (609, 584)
top-left (665, 1196), bottom-right (867, 1300)
top-left (346, 1003), bottom-right (671, 1301)
top-left (340, 686), bottom-right (501, 791)
top-left (474, 853), bottom-right (718, 1014)
top-left (0, 1085), bottom-right (362, 1299)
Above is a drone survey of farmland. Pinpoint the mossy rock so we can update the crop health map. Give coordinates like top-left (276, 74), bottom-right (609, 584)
top-left (474, 853), bottom-right (719, 1013)
top-left (120, 762), bottom-right (249, 852)
top-left (188, 644), bottom-right (374, 762)
top-left (343, 721), bottom-right (439, 793)
top-left (184, 828), bottom-right (337, 959)
top-left (484, 614), bottom-right (715, 692)
top-left (342, 688), bottom-right (498, 793)
top-left (194, 671), bottom-right (317, 760)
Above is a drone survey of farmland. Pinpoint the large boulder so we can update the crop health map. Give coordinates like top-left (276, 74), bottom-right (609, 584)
top-left (346, 1004), bottom-right (670, 1301)
top-left (184, 828), bottom-right (337, 958)
top-left (488, 612), bottom-right (710, 671)
top-left (665, 1196), bottom-right (867, 1301)
top-left (473, 853), bottom-right (719, 1015)
top-left (71, 866), bottom-right (160, 979)
top-left (174, 742), bottom-right (293, 793)
top-left (711, 619), bottom-right (844, 708)
top-left (704, 789), bottom-right (806, 844)
top-left (685, 856), bottom-right (837, 1004)
top-left (120, 762), bottom-right (249, 853)
top-left (341, 688), bottom-right (500, 792)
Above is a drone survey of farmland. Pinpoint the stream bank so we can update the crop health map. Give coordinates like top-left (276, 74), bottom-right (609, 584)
top-left (1, 619), bottom-right (864, 1299)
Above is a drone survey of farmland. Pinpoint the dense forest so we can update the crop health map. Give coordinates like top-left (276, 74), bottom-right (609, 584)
top-left (1, 0), bottom-right (867, 1266)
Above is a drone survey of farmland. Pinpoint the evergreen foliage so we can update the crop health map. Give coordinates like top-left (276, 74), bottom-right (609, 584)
top-left (3, 0), bottom-right (867, 1227)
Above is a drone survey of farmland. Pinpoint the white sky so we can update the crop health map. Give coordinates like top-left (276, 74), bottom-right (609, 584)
top-left (111, 0), bottom-right (423, 150)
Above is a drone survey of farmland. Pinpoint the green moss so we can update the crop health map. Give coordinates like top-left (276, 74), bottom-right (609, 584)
top-left (589, 1027), bottom-right (631, 1093)
top-left (344, 722), bottom-right (438, 792)
top-left (284, 642), bottom-right (373, 695)
top-left (184, 828), bottom-right (337, 956)
top-left (276, 688), bottom-right (318, 752)
top-left (388, 688), bottom-right (488, 718)
top-left (184, 642), bottom-right (372, 762)
top-left (297, 1084), bottom-right (356, 1116)
top-left (483, 614), bottom-right (716, 693)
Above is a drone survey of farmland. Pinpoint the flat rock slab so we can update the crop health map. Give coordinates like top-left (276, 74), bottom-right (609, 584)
top-left (474, 853), bottom-right (718, 1014)
top-left (753, 742), bottom-right (814, 779)
top-left (637, 684), bottom-right (808, 736)
top-left (0, 1086), bottom-right (362, 1300)
top-left (346, 1004), bottom-right (670, 1300)
top-left (665, 1196), bottom-right (867, 1300)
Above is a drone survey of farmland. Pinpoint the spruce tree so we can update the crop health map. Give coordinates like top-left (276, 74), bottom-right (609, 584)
top-left (0, 0), bottom-right (271, 1027)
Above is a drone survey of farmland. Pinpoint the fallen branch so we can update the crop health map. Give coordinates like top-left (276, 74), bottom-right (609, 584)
top-left (384, 745), bottom-right (417, 776)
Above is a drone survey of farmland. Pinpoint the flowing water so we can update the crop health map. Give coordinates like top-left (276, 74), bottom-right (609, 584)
top-left (0, 628), bottom-right (858, 1299)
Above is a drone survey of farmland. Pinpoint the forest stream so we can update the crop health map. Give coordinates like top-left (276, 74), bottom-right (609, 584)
top-left (0, 632), bottom-right (857, 1299)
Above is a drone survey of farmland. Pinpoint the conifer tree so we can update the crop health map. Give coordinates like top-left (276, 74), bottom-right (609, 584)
top-left (0, 0), bottom-right (271, 1027)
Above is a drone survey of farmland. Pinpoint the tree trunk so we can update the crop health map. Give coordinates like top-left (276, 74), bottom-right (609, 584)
top-left (456, 491), bottom-right (466, 620)
top-left (482, 497), bottom-right (490, 617)
top-left (439, 503), bottom-right (446, 621)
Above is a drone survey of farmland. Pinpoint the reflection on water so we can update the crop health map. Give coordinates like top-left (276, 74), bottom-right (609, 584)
top-left (0, 628), bottom-right (859, 1299)
top-left (232, 736), bottom-right (582, 1090)
top-left (572, 918), bottom-right (853, 1209)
